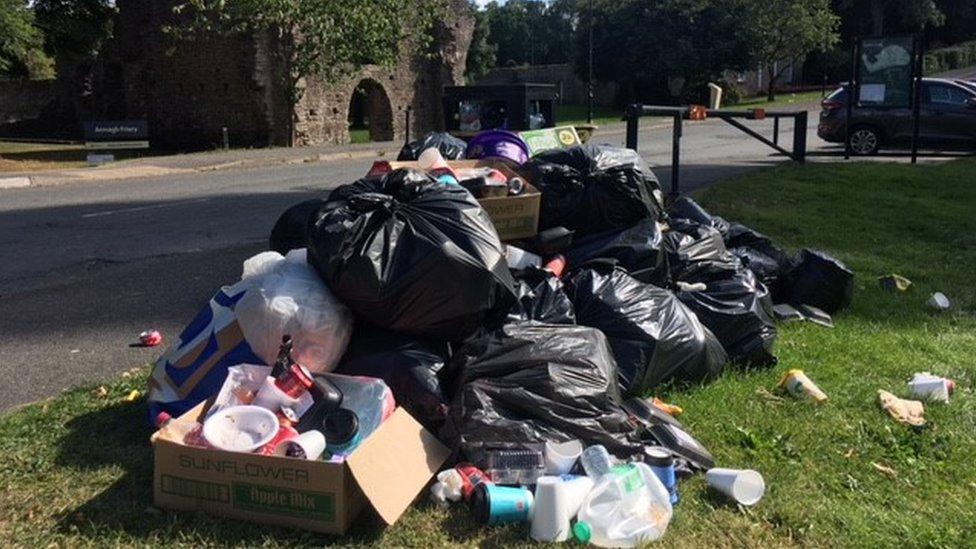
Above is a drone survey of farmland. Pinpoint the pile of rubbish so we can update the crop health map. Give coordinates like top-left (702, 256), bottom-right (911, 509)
top-left (147, 131), bottom-right (856, 545)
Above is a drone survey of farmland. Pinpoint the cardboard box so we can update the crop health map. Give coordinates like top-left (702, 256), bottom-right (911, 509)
top-left (367, 159), bottom-right (541, 241)
top-left (152, 403), bottom-right (450, 535)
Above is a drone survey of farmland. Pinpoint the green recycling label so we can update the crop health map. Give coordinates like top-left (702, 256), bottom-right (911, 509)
top-left (231, 482), bottom-right (335, 522)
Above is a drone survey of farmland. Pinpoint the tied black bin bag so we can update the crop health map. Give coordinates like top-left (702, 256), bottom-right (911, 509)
top-left (444, 323), bottom-right (644, 459)
top-left (565, 264), bottom-right (727, 396)
top-left (789, 249), bottom-right (854, 314)
top-left (527, 145), bottom-right (664, 236)
top-left (676, 268), bottom-right (778, 366)
top-left (663, 218), bottom-right (740, 284)
top-left (307, 169), bottom-right (516, 341)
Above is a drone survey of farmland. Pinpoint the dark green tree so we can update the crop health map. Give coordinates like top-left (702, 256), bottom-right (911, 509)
top-left (465, 5), bottom-right (498, 80)
top-left (0, 0), bottom-right (54, 79)
top-left (481, 0), bottom-right (575, 67)
top-left (575, 0), bottom-right (755, 105)
top-left (743, 0), bottom-right (840, 100)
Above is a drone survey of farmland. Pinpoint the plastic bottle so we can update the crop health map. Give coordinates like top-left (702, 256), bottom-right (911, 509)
top-left (580, 444), bottom-right (615, 480)
top-left (573, 463), bottom-right (673, 548)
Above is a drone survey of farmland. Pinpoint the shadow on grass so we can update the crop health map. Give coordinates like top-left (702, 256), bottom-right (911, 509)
top-left (49, 399), bottom-right (387, 546)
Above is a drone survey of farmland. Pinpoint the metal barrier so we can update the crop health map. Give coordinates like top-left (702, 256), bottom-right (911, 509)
top-left (624, 104), bottom-right (808, 195)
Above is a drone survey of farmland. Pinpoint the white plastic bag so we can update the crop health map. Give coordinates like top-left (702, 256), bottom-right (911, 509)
top-left (235, 248), bottom-right (353, 373)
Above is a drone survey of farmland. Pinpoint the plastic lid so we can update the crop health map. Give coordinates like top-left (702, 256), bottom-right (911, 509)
top-left (644, 446), bottom-right (673, 466)
top-left (573, 521), bottom-right (591, 543)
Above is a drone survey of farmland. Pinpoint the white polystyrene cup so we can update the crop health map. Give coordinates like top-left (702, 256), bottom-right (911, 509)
top-left (531, 476), bottom-right (570, 542)
top-left (545, 439), bottom-right (583, 475)
top-left (274, 430), bottom-right (326, 460)
top-left (927, 292), bottom-right (951, 310)
top-left (706, 468), bottom-right (765, 506)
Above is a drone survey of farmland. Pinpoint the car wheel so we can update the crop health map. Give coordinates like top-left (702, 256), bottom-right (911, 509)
top-left (848, 127), bottom-right (881, 155)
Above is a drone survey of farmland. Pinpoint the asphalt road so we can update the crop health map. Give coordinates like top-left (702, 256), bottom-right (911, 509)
top-left (0, 113), bottom-right (833, 411)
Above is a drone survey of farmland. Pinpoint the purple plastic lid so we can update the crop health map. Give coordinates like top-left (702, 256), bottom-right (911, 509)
top-left (465, 130), bottom-right (530, 165)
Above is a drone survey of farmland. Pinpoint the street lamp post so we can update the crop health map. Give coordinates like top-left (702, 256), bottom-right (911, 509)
top-left (587, 0), bottom-right (594, 123)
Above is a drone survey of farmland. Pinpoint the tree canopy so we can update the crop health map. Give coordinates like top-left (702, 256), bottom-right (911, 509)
top-left (0, 0), bottom-right (54, 79)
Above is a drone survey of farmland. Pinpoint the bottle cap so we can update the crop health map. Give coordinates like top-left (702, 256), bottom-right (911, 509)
top-left (155, 411), bottom-right (172, 428)
top-left (573, 521), bottom-right (591, 543)
top-left (644, 446), bottom-right (673, 466)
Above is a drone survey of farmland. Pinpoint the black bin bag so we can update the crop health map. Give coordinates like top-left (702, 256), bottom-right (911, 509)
top-left (269, 198), bottom-right (325, 255)
top-left (397, 132), bottom-right (467, 161)
top-left (565, 264), bottom-right (727, 396)
top-left (444, 323), bottom-right (645, 460)
top-left (506, 266), bottom-right (576, 325)
top-left (789, 249), bottom-right (854, 314)
top-left (526, 144), bottom-right (664, 236)
top-left (668, 196), bottom-right (730, 236)
top-left (663, 218), bottom-right (740, 284)
top-left (677, 268), bottom-right (778, 366)
top-left (725, 222), bottom-right (795, 301)
top-left (306, 168), bottom-right (516, 341)
top-left (564, 218), bottom-right (669, 286)
top-left (335, 323), bottom-right (450, 431)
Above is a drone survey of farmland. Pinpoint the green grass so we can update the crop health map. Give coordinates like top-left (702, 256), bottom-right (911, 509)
top-left (0, 140), bottom-right (156, 172)
top-left (349, 128), bottom-right (370, 144)
top-left (2, 160), bottom-right (976, 547)
top-left (727, 91), bottom-right (826, 111)
top-left (554, 104), bottom-right (624, 127)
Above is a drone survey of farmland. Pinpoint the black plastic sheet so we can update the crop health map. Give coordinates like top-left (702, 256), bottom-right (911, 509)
top-left (335, 323), bottom-right (450, 431)
top-left (306, 168), bottom-right (516, 341)
top-left (789, 249), bottom-right (854, 314)
top-left (397, 132), bottom-right (467, 161)
top-left (565, 264), bottom-right (727, 395)
top-left (669, 196), bottom-right (730, 236)
top-left (676, 268), bottom-right (778, 366)
top-left (444, 323), bottom-right (645, 460)
top-left (526, 145), bottom-right (663, 236)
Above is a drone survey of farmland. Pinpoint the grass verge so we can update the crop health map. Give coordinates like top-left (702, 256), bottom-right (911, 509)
top-left (2, 160), bottom-right (975, 547)
top-left (0, 141), bottom-right (157, 172)
top-left (727, 91), bottom-right (826, 111)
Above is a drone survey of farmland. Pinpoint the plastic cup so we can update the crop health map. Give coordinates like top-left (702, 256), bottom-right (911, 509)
top-left (705, 468), bottom-right (765, 506)
top-left (470, 484), bottom-right (534, 525)
top-left (531, 475), bottom-right (594, 542)
top-left (927, 292), bottom-right (951, 310)
top-left (202, 405), bottom-right (278, 453)
top-left (274, 430), bottom-right (326, 460)
top-left (545, 440), bottom-right (583, 475)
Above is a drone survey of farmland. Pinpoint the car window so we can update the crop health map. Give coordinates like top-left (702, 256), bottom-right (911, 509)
top-left (926, 84), bottom-right (972, 106)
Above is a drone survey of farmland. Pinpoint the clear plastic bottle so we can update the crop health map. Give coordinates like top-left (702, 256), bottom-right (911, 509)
top-left (580, 444), bottom-right (615, 480)
top-left (573, 462), bottom-right (673, 548)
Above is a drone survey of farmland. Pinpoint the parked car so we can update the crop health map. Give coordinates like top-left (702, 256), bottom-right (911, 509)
top-left (818, 77), bottom-right (976, 154)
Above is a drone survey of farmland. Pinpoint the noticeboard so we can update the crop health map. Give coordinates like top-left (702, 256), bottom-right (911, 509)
top-left (856, 36), bottom-right (915, 108)
top-left (84, 120), bottom-right (150, 149)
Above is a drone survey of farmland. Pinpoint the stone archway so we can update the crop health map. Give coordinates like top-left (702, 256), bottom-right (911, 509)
top-left (347, 78), bottom-right (394, 143)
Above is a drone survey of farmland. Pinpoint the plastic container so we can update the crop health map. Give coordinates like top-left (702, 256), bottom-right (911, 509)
top-left (580, 444), bottom-right (615, 480)
top-left (705, 468), bottom-right (765, 506)
top-left (465, 130), bottom-right (530, 165)
top-left (644, 447), bottom-right (678, 505)
top-left (252, 364), bottom-right (316, 417)
top-left (485, 447), bottom-right (546, 486)
top-left (323, 408), bottom-right (361, 456)
top-left (531, 475), bottom-right (594, 542)
top-left (573, 463), bottom-right (673, 547)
